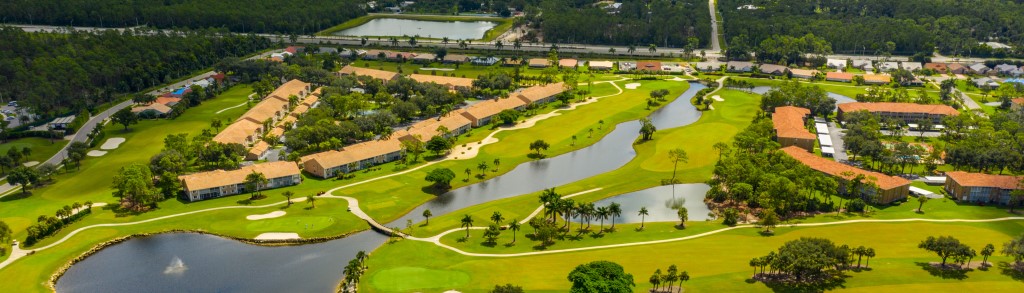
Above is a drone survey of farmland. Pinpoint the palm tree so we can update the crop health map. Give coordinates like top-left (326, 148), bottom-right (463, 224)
top-left (493, 158), bottom-right (501, 170)
top-left (638, 207), bottom-right (649, 230)
top-left (648, 44), bottom-right (657, 53)
top-left (609, 202), bottom-right (622, 231)
top-left (596, 206), bottom-right (610, 232)
top-left (477, 161), bottom-right (488, 176)
top-left (608, 47), bottom-right (616, 55)
top-left (307, 195), bottom-right (317, 208)
top-left (423, 209), bottom-right (432, 225)
top-left (244, 171), bottom-right (268, 199)
top-left (495, 40), bottom-right (504, 51)
top-left (283, 191), bottom-right (294, 206)
top-left (464, 167), bottom-right (472, 179)
top-left (627, 45), bottom-right (636, 56)
top-left (491, 211), bottom-right (504, 225)
top-left (571, 135), bottom-right (577, 146)
top-left (508, 220), bottom-right (520, 243)
top-left (513, 39), bottom-right (522, 51)
top-left (461, 214), bottom-right (474, 238)
top-left (442, 37), bottom-right (450, 46)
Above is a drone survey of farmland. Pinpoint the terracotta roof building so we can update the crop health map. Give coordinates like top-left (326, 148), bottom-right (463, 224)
top-left (772, 106), bottom-right (815, 152)
top-left (179, 161), bottom-right (301, 202)
top-left (837, 102), bottom-right (959, 124)
top-left (1012, 98), bottom-right (1024, 110)
top-left (636, 61), bottom-right (663, 72)
top-left (945, 171), bottom-right (1022, 204)
top-left (301, 139), bottom-right (404, 178)
top-left (861, 74), bottom-right (891, 85)
top-left (246, 141), bottom-right (271, 161)
top-left (826, 72), bottom-right (854, 82)
top-left (460, 97), bottom-right (528, 127)
top-left (268, 79), bottom-right (312, 100)
top-left (947, 63), bottom-right (968, 74)
top-left (588, 61), bottom-right (614, 71)
top-left (790, 69), bottom-right (818, 79)
top-left (337, 65), bottom-right (400, 81)
top-left (782, 146), bottom-right (911, 203)
top-left (511, 82), bottom-right (566, 105)
top-left (528, 58), bottom-right (550, 68)
top-left (397, 114), bottom-right (473, 142)
top-left (213, 117), bottom-right (264, 146)
top-left (409, 74), bottom-right (475, 90)
top-left (558, 59), bottom-right (579, 68)
top-left (925, 63), bottom-right (948, 73)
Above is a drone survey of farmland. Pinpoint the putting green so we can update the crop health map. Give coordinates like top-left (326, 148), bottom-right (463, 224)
top-left (370, 266), bottom-right (470, 291)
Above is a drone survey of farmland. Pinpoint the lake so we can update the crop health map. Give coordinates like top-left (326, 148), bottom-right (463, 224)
top-left (334, 18), bottom-right (498, 40)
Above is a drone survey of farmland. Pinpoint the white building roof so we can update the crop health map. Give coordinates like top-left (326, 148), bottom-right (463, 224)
top-left (815, 123), bottom-right (829, 134)
top-left (818, 134), bottom-right (833, 146)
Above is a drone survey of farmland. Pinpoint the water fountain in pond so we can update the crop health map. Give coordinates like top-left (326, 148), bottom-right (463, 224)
top-left (163, 257), bottom-right (187, 275)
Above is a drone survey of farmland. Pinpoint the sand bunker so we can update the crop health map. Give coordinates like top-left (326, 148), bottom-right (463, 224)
top-left (624, 83), bottom-right (641, 89)
top-left (420, 68), bottom-right (455, 71)
top-left (712, 95), bottom-right (724, 101)
top-left (247, 211), bottom-right (286, 220)
top-left (254, 233), bottom-right (300, 240)
top-left (87, 150), bottom-right (107, 157)
top-left (22, 161), bottom-right (39, 167)
top-left (100, 137), bottom-right (126, 150)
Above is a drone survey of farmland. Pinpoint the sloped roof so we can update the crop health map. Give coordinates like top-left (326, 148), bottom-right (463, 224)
top-left (862, 74), bottom-right (891, 83)
top-left (528, 58), bottom-right (549, 67)
top-left (301, 95), bottom-right (319, 107)
top-left (248, 141), bottom-right (270, 158)
top-left (772, 106), bottom-right (815, 140)
top-left (789, 69), bottom-right (818, 77)
top-left (946, 171), bottom-right (1022, 190)
top-left (781, 146), bottom-right (910, 190)
top-left (759, 64), bottom-right (789, 74)
top-left (636, 61), bottom-right (662, 71)
top-left (239, 97), bottom-right (287, 124)
top-left (269, 79), bottom-right (310, 99)
top-left (559, 59), bottom-right (578, 67)
top-left (179, 161), bottom-right (299, 191)
top-left (826, 72), bottom-right (854, 80)
top-left (588, 61), bottom-right (614, 69)
top-left (838, 102), bottom-right (959, 116)
top-left (513, 82), bottom-right (566, 104)
top-left (400, 114), bottom-right (472, 141)
top-left (338, 65), bottom-right (400, 81)
top-left (409, 74), bottom-right (475, 88)
top-left (131, 103), bottom-right (172, 114)
top-left (461, 97), bottom-right (527, 121)
top-left (302, 139), bottom-right (403, 170)
top-left (212, 118), bottom-right (262, 145)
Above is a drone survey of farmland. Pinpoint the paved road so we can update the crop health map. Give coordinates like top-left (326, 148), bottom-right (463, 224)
top-left (708, 0), bottom-right (722, 52)
top-left (826, 121), bottom-right (849, 161)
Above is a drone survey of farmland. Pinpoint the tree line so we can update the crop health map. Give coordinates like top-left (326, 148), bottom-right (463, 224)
top-left (535, 0), bottom-right (710, 48)
top-left (0, 27), bottom-right (269, 117)
top-left (24, 202), bottom-right (94, 246)
top-left (0, 0), bottom-right (366, 35)
top-left (720, 0), bottom-right (1024, 57)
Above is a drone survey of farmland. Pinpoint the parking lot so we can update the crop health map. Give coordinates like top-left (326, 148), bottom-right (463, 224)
top-left (1, 102), bottom-right (35, 128)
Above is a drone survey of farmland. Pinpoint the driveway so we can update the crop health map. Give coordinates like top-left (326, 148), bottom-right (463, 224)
top-left (826, 121), bottom-right (849, 162)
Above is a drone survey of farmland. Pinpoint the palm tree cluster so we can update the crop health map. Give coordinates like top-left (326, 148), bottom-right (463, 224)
top-left (537, 188), bottom-right (623, 236)
top-left (749, 238), bottom-right (874, 283)
top-left (24, 201), bottom-right (94, 245)
top-left (648, 264), bottom-right (690, 293)
top-left (340, 251), bottom-right (369, 293)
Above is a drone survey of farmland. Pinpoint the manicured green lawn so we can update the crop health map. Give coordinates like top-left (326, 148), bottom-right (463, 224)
top-left (0, 137), bottom-right (65, 167)
top-left (362, 221), bottom-right (1024, 292)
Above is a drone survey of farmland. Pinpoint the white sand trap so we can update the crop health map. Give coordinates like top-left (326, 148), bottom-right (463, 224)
top-left (100, 137), bottom-right (126, 150)
top-left (22, 161), bottom-right (39, 167)
top-left (87, 150), bottom-right (107, 157)
top-left (669, 77), bottom-right (687, 81)
top-left (254, 233), bottom-right (301, 240)
top-left (624, 83), bottom-right (641, 89)
top-left (712, 95), bottom-right (724, 101)
top-left (247, 211), bottom-right (286, 220)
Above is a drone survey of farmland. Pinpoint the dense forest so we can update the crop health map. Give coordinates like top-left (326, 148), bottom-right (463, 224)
top-left (0, 0), bottom-right (366, 34)
top-left (0, 27), bottom-right (269, 117)
top-left (537, 0), bottom-right (710, 48)
top-left (721, 0), bottom-right (1024, 57)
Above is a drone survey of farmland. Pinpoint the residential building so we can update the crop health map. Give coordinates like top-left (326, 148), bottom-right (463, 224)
top-left (837, 102), bottom-right (959, 124)
top-left (790, 69), bottom-right (818, 79)
top-left (618, 61), bottom-right (637, 71)
top-left (510, 82), bottom-right (566, 105)
top-left (301, 139), bottom-right (404, 178)
top-left (471, 56), bottom-right (500, 66)
top-left (1012, 98), bottom-right (1024, 110)
top-left (726, 61), bottom-right (754, 72)
top-left (826, 72), bottom-right (854, 83)
top-left (861, 74), bottom-right (891, 85)
top-left (246, 141), bottom-right (271, 161)
top-left (902, 62), bottom-right (923, 72)
top-left (826, 59), bottom-right (847, 69)
top-left (994, 64), bottom-right (1019, 75)
top-left (412, 53), bottom-right (436, 63)
top-left (459, 97), bottom-right (527, 127)
top-left (772, 106), bottom-right (815, 152)
top-left (409, 74), bottom-right (475, 90)
top-left (396, 114), bottom-right (472, 142)
top-left (758, 64), bottom-right (788, 76)
top-left (213, 118), bottom-right (264, 146)
top-left (528, 58), bottom-right (550, 68)
top-left (363, 49), bottom-right (388, 60)
top-left (212, 80), bottom-right (309, 146)
top-left (969, 63), bottom-right (991, 75)
top-left (558, 58), bottom-right (579, 68)
top-left (336, 65), bottom-right (400, 82)
top-left (851, 59), bottom-right (873, 71)
top-left (131, 103), bottom-right (172, 116)
top-left (588, 61), bottom-right (614, 71)
top-left (661, 62), bottom-right (685, 73)
top-left (693, 61), bottom-right (722, 72)
top-left (973, 77), bottom-right (1000, 89)
top-left (178, 161), bottom-right (301, 202)
top-left (878, 62), bottom-right (900, 72)
top-left (443, 54), bottom-right (470, 64)
top-left (782, 146), bottom-right (911, 203)
top-left (947, 63), bottom-right (968, 75)
top-left (636, 61), bottom-right (662, 72)
top-left (929, 62), bottom-right (950, 73)
top-left (945, 171), bottom-right (1022, 204)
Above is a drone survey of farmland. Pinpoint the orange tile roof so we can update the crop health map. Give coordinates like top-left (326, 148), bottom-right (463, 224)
top-left (268, 79), bottom-right (310, 99)
top-left (301, 139), bottom-right (403, 169)
top-left (248, 141), bottom-right (270, 158)
top-left (212, 118), bottom-right (262, 145)
top-left (337, 65), bottom-right (400, 81)
top-left (291, 104), bottom-right (310, 116)
top-left (838, 102), bottom-right (959, 116)
top-left (790, 69), bottom-right (819, 77)
top-left (1012, 98), bottom-right (1024, 105)
top-left (179, 161), bottom-right (299, 191)
top-left (301, 95), bottom-right (319, 106)
top-left (268, 126), bottom-right (286, 137)
top-left (862, 74), bottom-right (891, 83)
top-left (461, 98), bottom-right (527, 121)
top-left (154, 97), bottom-right (182, 105)
top-left (826, 72), bottom-right (854, 80)
top-left (772, 106), bottom-right (815, 140)
top-left (636, 61), bottom-right (662, 71)
top-left (558, 59), bottom-right (578, 67)
top-left (409, 74), bottom-right (475, 88)
top-left (946, 171), bottom-right (1022, 190)
top-left (528, 58), bottom-right (549, 67)
top-left (947, 63), bottom-right (966, 71)
top-left (512, 83), bottom-right (566, 104)
top-left (924, 63), bottom-right (948, 72)
top-left (781, 146), bottom-right (911, 190)
top-left (400, 114), bottom-right (472, 141)
top-left (239, 97), bottom-right (287, 124)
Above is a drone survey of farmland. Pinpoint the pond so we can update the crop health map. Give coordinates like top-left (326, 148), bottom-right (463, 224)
top-left (570, 184), bottom-right (712, 224)
top-left (333, 18), bottom-right (498, 40)
top-left (56, 82), bottom-right (707, 293)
